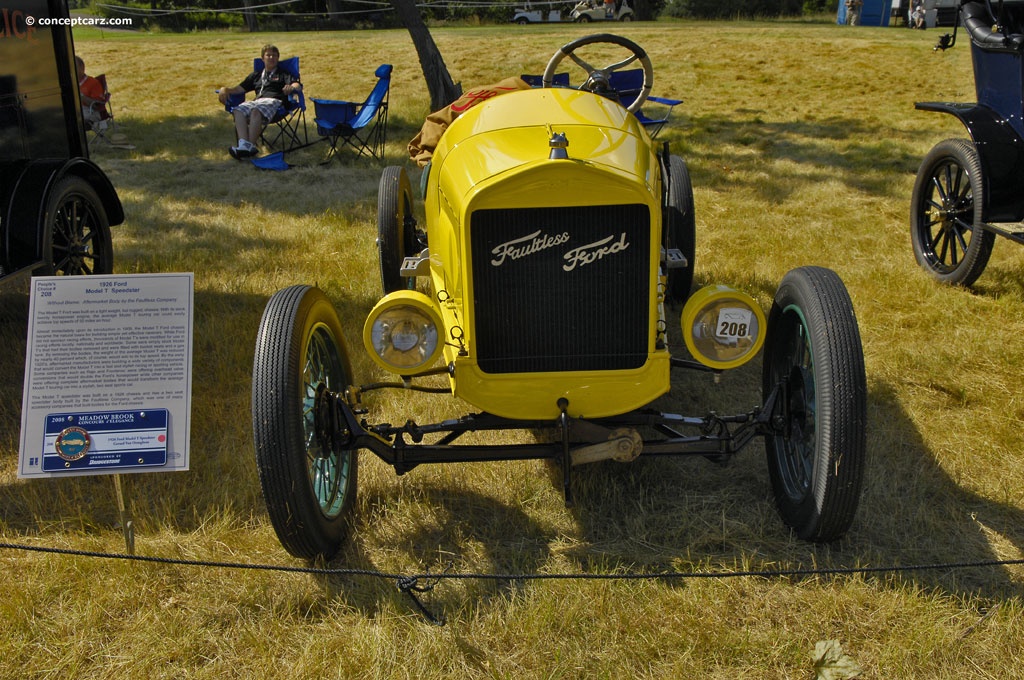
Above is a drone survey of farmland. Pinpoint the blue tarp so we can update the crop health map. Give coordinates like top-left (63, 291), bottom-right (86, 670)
top-left (251, 152), bottom-right (289, 171)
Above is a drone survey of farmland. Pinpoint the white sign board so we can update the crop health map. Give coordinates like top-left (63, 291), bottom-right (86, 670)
top-left (18, 273), bottom-right (193, 478)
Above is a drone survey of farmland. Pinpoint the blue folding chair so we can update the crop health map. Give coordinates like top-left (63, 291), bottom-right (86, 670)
top-left (607, 69), bottom-right (682, 138)
top-left (521, 69), bottom-right (681, 138)
top-left (222, 56), bottom-right (308, 151)
top-left (519, 73), bottom-right (571, 88)
top-left (311, 64), bottom-right (392, 161)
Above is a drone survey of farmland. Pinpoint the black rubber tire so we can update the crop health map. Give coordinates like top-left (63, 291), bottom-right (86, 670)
top-left (377, 166), bottom-right (417, 294)
top-left (252, 285), bottom-right (358, 560)
top-left (910, 138), bottom-right (995, 286)
top-left (43, 175), bottom-right (113, 276)
top-left (575, 14), bottom-right (591, 21)
top-left (619, 13), bottom-right (633, 21)
top-left (762, 267), bottom-right (866, 542)
top-left (663, 154), bottom-right (696, 304)
top-left (515, 17), bottom-right (529, 24)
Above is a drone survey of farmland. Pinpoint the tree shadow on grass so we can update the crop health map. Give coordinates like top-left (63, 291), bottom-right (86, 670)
top-left (559, 360), bottom-right (1024, 603)
top-left (665, 112), bottom-right (933, 202)
top-left (316, 479), bottom-right (553, 620)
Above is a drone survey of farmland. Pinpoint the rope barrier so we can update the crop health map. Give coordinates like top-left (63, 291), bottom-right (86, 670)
top-left (4, 539), bottom-right (1024, 623)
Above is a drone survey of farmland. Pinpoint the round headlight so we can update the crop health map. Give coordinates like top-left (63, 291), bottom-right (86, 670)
top-left (681, 285), bottom-right (766, 370)
top-left (363, 291), bottom-right (444, 374)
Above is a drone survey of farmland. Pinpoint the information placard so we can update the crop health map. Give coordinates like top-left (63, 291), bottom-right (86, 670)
top-left (18, 273), bottom-right (193, 478)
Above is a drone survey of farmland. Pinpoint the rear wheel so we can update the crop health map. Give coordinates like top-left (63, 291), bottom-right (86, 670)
top-left (252, 285), bottom-right (358, 560)
top-left (377, 166), bottom-right (418, 293)
top-left (910, 138), bottom-right (994, 286)
top-left (43, 175), bottom-right (113, 276)
top-left (663, 154), bottom-right (695, 303)
top-left (762, 267), bottom-right (866, 542)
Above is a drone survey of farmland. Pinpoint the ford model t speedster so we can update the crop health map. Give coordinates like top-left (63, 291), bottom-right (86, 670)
top-left (912, 0), bottom-right (1024, 285)
top-left (251, 35), bottom-right (867, 560)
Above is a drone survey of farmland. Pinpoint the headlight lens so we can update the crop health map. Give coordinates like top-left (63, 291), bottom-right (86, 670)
top-left (681, 285), bottom-right (765, 370)
top-left (363, 291), bottom-right (444, 374)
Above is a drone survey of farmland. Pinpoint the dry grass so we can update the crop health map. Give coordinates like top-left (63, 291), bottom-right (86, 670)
top-left (2, 17), bottom-right (1024, 678)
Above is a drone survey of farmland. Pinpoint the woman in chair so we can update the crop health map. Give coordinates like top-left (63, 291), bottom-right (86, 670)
top-left (217, 44), bottom-right (302, 160)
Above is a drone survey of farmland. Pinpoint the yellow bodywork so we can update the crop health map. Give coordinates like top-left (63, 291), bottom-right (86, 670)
top-left (420, 87), bottom-right (670, 420)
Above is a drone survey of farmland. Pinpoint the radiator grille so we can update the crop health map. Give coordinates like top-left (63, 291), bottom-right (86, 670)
top-left (470, 204), bottom-right (650, 373)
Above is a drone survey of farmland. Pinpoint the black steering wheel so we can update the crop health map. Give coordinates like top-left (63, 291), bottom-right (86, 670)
top-left (542, 33), bottom-right (653, 114)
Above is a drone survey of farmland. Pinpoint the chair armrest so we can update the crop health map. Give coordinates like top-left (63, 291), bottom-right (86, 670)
top-left (648, 95), bottom-right (682, 107)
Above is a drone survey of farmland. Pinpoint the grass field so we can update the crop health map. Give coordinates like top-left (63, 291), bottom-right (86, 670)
top-left (3, 17), bottom-right (1024, 678)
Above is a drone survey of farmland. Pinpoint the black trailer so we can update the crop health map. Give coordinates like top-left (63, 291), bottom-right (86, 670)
top-left (1, 0), bottom-right (121, 285)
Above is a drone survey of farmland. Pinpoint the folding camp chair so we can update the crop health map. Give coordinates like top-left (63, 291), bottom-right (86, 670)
top-left (606, 69), bottom-right (682, 138)
top-left (223, 56), bottom-right (308, 152)
top-left (86, 74), bottom-right (133, 149)
top-left (519, 73), bottom-right (571, 88)
top-left (521, 69), bottom-right (681, 138)
top-left (311, 64), bottom-right (392, 161)
top-left (83, 73), bottom-right (112, 146)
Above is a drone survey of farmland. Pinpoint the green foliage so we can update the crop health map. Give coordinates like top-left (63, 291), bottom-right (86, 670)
top-left (664, 0), bottom-right (805, 18)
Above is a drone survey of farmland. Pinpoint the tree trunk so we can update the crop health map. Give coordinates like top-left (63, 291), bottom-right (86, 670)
top-left (241, 0), bottom-right (259, 32)
top-left (388, 0), bottom-right (462, 111)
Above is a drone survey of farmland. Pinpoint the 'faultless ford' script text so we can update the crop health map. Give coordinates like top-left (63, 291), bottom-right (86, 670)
top-left (562, 233), bottom-right (630, 271)
top-left (490, 230), bottom-right (571, 266)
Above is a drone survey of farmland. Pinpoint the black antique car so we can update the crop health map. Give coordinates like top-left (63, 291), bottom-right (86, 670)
top-left (912, 0), bottom-right (1024, 284)
top-left (1, 0), bottom-right (121, 286)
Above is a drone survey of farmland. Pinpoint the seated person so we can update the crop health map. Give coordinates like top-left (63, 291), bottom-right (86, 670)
top-left (910, 0), bottom-right (925, 29)
top-left (217, 44), bottom-right (302, 160)
top-left (75, 56), bottom-right (107, 127)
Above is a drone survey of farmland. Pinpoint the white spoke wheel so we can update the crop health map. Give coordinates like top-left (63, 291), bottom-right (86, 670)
top-left (252, 285), bottom-right (358, 560)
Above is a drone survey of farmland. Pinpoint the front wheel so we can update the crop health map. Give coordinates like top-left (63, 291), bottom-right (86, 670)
top-left (252, 285), bottom-right (358, 560)
top-left (377, 166), bottom-right (418, 294)
top-left (574, 14), bottom-right (591, 21)
top-left (43, 175), bottom-right (113, 276)
top-left (910, 138), bottom-right (995, 286)
top-left (762, 267), bottom-right (866, 542)
top-left (663, 154), bottom-right (695, 303)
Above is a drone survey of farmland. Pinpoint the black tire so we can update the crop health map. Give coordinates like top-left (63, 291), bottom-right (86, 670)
top-left (619, 13), bottom-right (633, 20)
top-left (252, 285), bottom-right (358, 560)
top-left (515, 16), bottom-right (529, 24)
top-left (663, 154), bottom-right (696, 304)
top-left (910, 138), bottom-right (995, 286)
top-left (43, 175), bottom-right (113, 276)
top-left (377, 166), bottom-right (417, 294)
top-left (762, 267), bottom-right (866, 542)
top-left (575, 14), bottom-right (592, 21)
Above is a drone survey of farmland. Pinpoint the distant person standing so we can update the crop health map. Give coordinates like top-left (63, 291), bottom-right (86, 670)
top-left (845, 0), bottom-right (863, 25)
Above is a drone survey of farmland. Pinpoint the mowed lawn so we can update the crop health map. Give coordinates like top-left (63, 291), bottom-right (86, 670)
top-left (2, 17), bottom-right (1024, 678)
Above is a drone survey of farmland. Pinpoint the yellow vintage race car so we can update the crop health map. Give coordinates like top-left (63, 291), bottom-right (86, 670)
top-left (251, 35), bottom-right (867, 560)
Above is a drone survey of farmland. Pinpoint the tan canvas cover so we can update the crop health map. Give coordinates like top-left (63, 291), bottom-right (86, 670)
top-left (408, 76), bottom-right (532, 167)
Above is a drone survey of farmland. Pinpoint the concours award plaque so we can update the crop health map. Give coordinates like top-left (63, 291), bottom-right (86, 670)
top-left (18, 274), bottom-right (193, 478)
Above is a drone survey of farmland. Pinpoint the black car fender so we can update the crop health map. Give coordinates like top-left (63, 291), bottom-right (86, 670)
top-left (915, 101), bottom-right (1024, 222)
top-left (2, 157), bottom-right (123, 271)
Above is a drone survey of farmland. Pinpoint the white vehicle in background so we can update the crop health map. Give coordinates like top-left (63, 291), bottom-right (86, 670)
top-left (512, 3), bottom-right (568, 23)
top-left (570, 0), bottom-right (633, 22)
